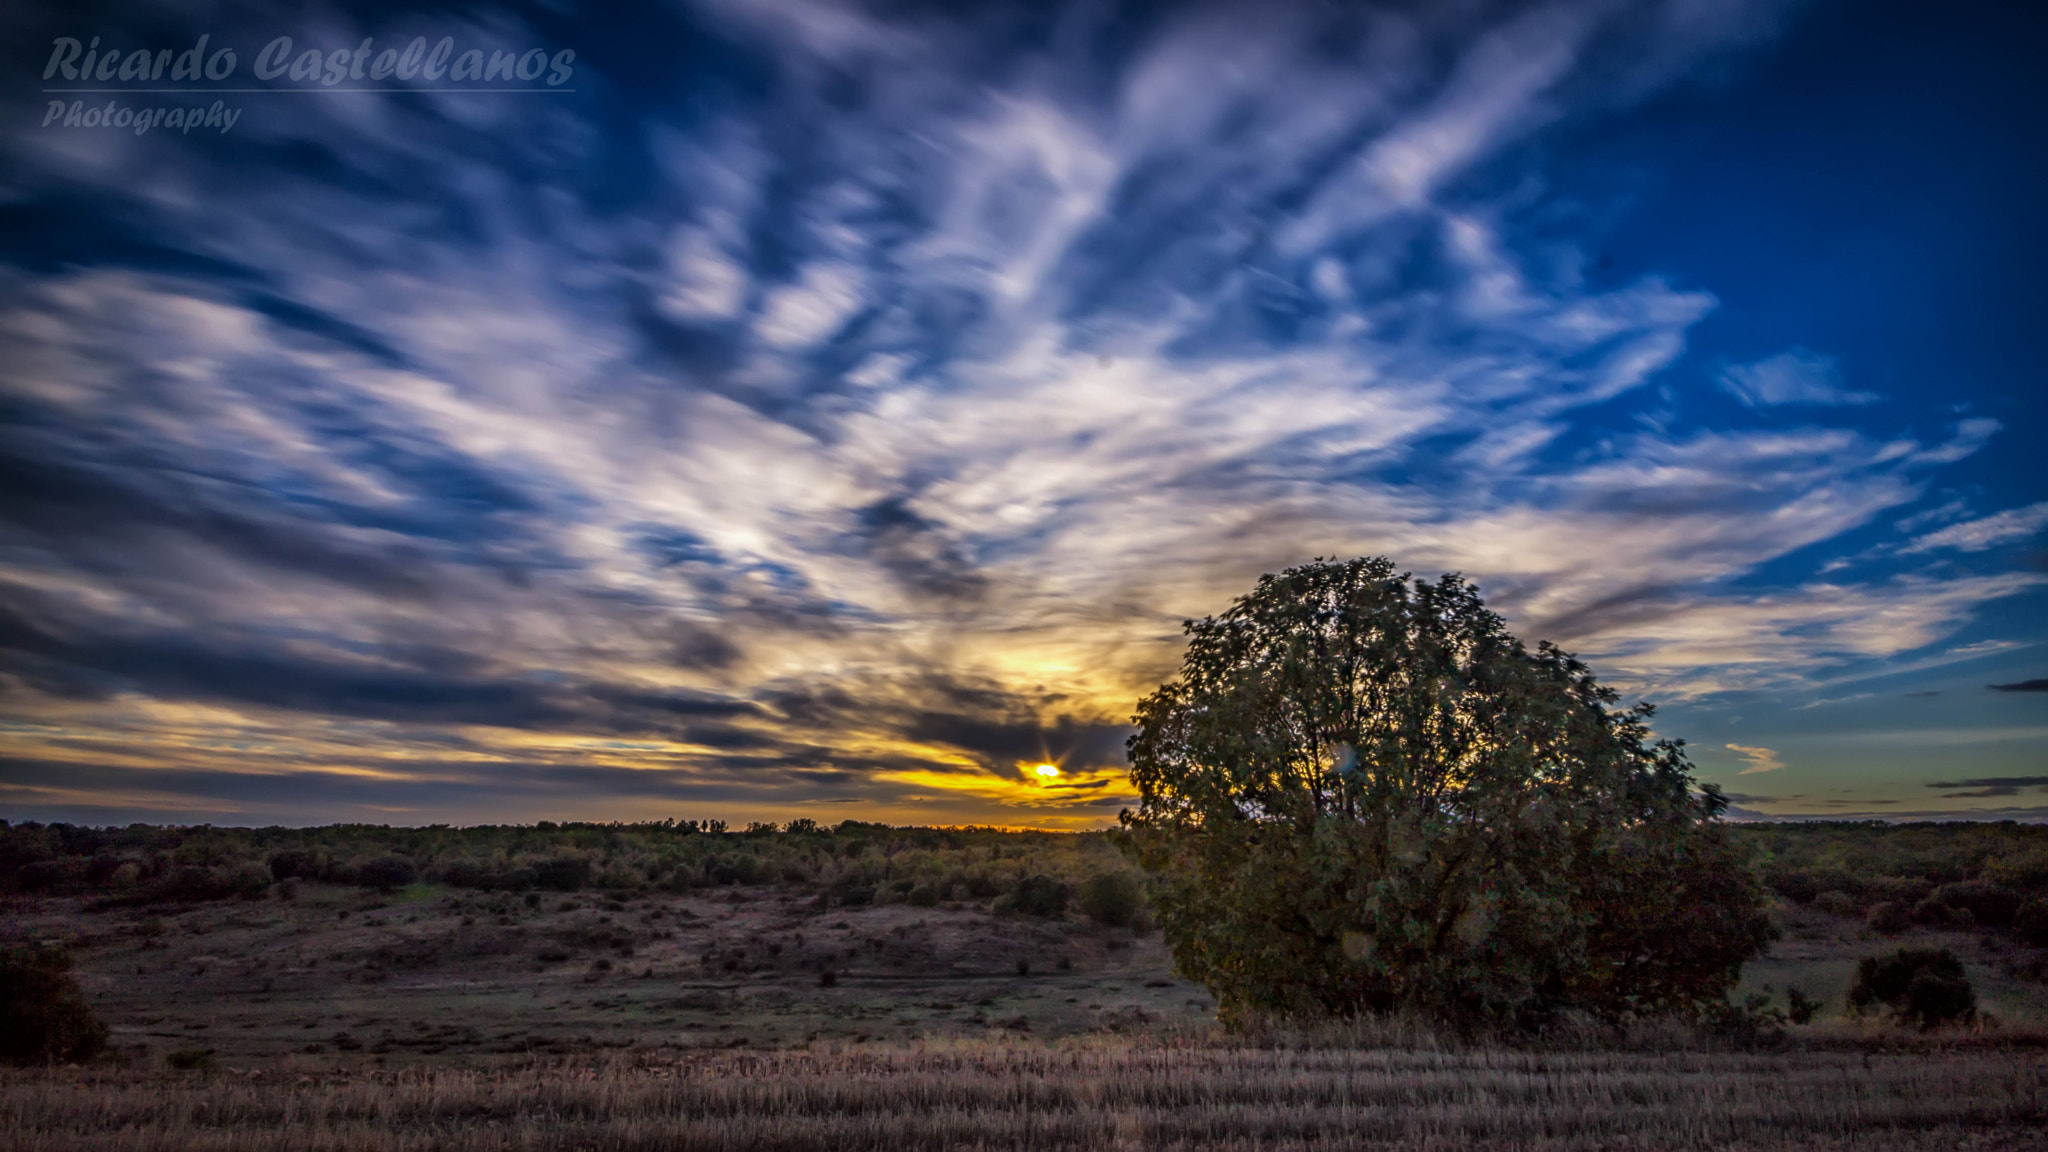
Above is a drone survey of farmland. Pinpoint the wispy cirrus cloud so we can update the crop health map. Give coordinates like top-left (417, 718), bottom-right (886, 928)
top-left (0, 0), bottom-right (2036, 824)
top-left (1720, 348), bottom-right (1877, 408)
top-left (1905, 502), bottom-right (2048, 554)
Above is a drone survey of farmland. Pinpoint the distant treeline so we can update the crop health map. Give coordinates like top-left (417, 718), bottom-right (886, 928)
top-left (0, 818), bottom-right (1135, 917)
top-left (5, 817), bottom-right (2047, 943)
top-left (1737, 821), bottom-right (2048, 944)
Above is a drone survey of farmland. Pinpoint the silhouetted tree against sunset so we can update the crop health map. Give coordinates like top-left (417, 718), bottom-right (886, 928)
top-left (1121, 557), bottom-right (1774, 1030)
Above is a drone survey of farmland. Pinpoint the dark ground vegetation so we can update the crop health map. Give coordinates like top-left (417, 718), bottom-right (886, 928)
top-left (3, 817), bottom-right (2048, 1147)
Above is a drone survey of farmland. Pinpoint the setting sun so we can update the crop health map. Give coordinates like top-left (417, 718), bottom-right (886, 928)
top-left (1034, 764), bottom-right (1060, 778)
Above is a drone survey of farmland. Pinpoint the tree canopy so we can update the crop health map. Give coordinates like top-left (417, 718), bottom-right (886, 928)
top-left (1121, 557), bottom-right (1774, 1029)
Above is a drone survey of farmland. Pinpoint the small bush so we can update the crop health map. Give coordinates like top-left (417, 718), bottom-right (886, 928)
top-left (1007, 874), bottom-right (1069, 918)
top-left (165, 1047), bottom-right (213, 1070)
top-left (534, 856), bottom-right (591, 892)
top-left (1848, 947), bottom-right (1976, 1029)
top-left (267, 850), bottom-right (318, 882)
top-left (352, 855), bottom-right (417, 890)
top-left (1766, 869), bottom-right (1818, 905)
top-left (1865, 901), bottom-right (1911, 934)
top-left (1786, 987), bottom-right (1822, 1025)
top-left (1932, 881), bottom-right (2022, 928)
top-left (1078, 872), bottom-right (1143, 927)
top-left (1909, 896), bottom-right (1963, 928)
top-left (1703, 993), bottom-right (1786, 1048)
top-left (907, 884), bottom-right (940, 908)
top-left (0, 944), bottom-right (109, 1064)
top-left (2015, 897), bottom-right (2048, 947)
top-left (1813, 891), bottom-right (1860, 918)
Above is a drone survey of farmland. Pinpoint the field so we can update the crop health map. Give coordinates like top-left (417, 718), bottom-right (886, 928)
top-left (7, 1041), bottom-right (2046, 1151)
top-left (6, 868), bottom-right (2048, 1150)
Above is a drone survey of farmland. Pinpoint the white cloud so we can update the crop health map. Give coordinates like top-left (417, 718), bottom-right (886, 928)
top-left (1727, 743), bottom-right (1784, 774)
top-left (1905, 501), bottom-right (2048, 554)
top-left (658, 226), bottom-right (750, 323)
top-left (1720, 348), bottom-right (1877, 407)
top-left (753, 263), bottom-right (865, 348)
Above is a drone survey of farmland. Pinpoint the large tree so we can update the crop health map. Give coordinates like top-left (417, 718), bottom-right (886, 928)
top-left (1121, 557), bottom-right (1773, 1029)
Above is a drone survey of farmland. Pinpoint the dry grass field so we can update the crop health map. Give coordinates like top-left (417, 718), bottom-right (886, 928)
top-left (7, 1038), bottom-right (2046, 1150)
top-left (6, 880), bottom-right (2048, 1149)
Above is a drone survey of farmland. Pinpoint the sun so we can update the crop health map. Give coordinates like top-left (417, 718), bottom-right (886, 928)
top-left (1034, 763), bottom-right (1060, 778)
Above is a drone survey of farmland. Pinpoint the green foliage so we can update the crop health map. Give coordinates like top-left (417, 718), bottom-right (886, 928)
top-left (1744, 822), bottom-right (2048, 948)
top-left (1785, 987), bottom-right (1822, 1025)
top-left (2015, 897), bottom-right (2048, 947)
top-left (1003, 874), bottom-right (1069, 918)
top-left (1812, 891), bottom-right (1860, 917)
top-left (165, 1047), bottom-right (214, 1070)
top-left (1865, 901), bottom-right (1911, 934)
top-left (352, 854), bottom-right (417, 890)
top-left (0, 819), bottom-right (1130, 913)
top-left (1848, 947), bottom-right (1976, 1029)
top-left (1702, 993), bottom-right (1787, 1047)
top-left (0, 944), bottom-right (108, 1065)
top-left (1120, 557), bottom-right (1775, 1030)
top-left (1078, 871), bottom-right (1144, 927)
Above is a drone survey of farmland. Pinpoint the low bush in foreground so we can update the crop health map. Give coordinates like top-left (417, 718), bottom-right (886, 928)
top-left (0, 944), bottom-right (107, 1065)
top-left (1849, 947), bottom-right (1977, 1030)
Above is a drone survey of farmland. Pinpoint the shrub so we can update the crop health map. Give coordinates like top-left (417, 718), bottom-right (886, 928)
top-left (1765, 869), bottom-right (1818, 905)
top-left (352, 855), bottom-right (417, 890)
top-left (165, 1047), bottom-right (213, 1070)
top-left (0, 944), bottom-right (109, 1064)
top-left (1078, 872), bottom-right (1143, 927)
top-left (16, 858), bottom-right (82, 894)
top-left (533, 856), bottom-right (590, 892)
top-left (1813, 891), bottom-right (1860, 917)
top-left (1786, 987), bottom-right (1822, 1025)
top-left (1007, 875), bottom-right (1069, 918)
top-left (1930, 881), bottom-right (2021, 928)
top-left (267, 849), bottom-right (318, 882)
top-left (1911, 896), bottom-right (1970, 929)
top-left (1849, 947), bottom-right (1976, 1029)
top-left (1704, 993), bottom-right (1786, 1048)
top-left (2015, 897), bottom-right (2048, 947)
top-left (907, 884), bottom-right (940, 908)
top-left (1866, 901), bottom-right (1911, 934)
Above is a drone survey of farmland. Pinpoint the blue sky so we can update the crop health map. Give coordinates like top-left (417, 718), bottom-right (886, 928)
top-left (1, 0), bottom-right (2043, 827)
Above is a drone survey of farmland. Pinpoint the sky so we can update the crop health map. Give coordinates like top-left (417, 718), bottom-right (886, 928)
top-left (1, 0), bottom-right (2044, 829)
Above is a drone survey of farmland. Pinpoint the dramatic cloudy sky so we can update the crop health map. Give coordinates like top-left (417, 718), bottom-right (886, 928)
top-left (2, 0), bottom-right (2044, 827)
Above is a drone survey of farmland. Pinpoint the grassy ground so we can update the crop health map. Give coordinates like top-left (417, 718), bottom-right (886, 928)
top-left (6, 885), bottom-right (2048, 1149)
top-left (7, 1040), bottom-right (2046, 1150)
top-left (1736, 900), bottom-right (2048, 1026)
top-left (12, 883), bottom-right (1205, 1060)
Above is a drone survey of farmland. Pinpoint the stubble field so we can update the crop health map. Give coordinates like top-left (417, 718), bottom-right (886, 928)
top-left (5, 882), bottom-right (2048, 1149)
